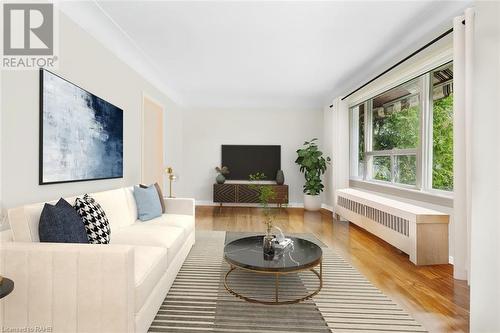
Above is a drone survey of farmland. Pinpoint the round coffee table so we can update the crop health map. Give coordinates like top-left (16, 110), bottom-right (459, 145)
top-left (223, 235), bottom-right (323, 305)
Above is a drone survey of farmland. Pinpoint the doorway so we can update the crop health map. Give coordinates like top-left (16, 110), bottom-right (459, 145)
top-left (142, 95), bottom-right (164, 186)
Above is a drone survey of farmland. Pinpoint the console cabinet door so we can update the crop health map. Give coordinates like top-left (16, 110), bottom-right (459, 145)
top-left (237, 184), bottom-right (260, 203)
top-left (214, 184), bottom-right (236, 203)
top-left (270, 185), bottom-right (289, 204)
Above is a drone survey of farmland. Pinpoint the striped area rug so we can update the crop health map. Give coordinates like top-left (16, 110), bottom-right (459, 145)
top-left (149, 231), bottom-right (427, 333)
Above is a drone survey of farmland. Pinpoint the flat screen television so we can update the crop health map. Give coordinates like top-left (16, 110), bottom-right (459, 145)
top-left (221, 145), bottom-right (281, 180)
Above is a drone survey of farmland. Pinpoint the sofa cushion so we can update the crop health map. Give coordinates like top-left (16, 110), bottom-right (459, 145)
top-left (133, 185), bottom-right (162, 221)
top-left (140, 183), bottom-right (166, 214)
top-left (123, 187), bottom-right (138, 227)
top-left (134, 245), bottom-right (168, 312)
top-left (10, 202), bottom-right (47, 242)
top-left (75, 194), bottom-right (111, 244)
top-left (111, 224), bottom-right (185, 265)
top-left (143, 214), bottom-right (195, 236)
top-left (89, 188), bottom-right (133, 229)
top-left (39, 199), bottom-right (88, 243)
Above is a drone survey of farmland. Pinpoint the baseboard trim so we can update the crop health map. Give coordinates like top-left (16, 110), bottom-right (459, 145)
top-left (196, 201), bottom-right (305, 208)
top-left (196, 201), bottom-right (333, 210)
top-left (449, 256), bottom-right (454, 265)
top-left (453, 266), bottom-right (467, 281)
top-left (321, 204), bottom-right (334, 212)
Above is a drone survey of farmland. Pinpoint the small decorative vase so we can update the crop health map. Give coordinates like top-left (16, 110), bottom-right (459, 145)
top-left (276, 170), bottom-right (285, 185)
top-left (263, 235), bottom-right (275, 260)
top-left (216, 174), bottom-right (225, 184)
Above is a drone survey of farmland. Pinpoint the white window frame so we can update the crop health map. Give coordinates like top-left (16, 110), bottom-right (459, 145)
top-left (349, 61), bottom-right (453, 196)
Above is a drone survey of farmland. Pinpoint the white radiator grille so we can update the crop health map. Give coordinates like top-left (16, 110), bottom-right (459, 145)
top-left (338, 196), bottom-right (410, 237)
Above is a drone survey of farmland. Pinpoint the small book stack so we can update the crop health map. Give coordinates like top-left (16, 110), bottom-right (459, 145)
top-left (273, 237), bottom-right (292, 249)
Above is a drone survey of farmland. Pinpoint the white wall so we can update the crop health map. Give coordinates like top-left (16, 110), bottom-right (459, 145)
top-left (470, 1), bottom-right (500, 331)
top-left (179, 108), bottom-right (323, 205)
top-left (0, 12), bottom-right (183, 209)
top-left (0, 69), bottom-right (3, 225)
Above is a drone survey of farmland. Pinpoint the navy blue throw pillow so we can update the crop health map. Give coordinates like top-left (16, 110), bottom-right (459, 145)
top-left (39, 198), bottom-right (89, 243)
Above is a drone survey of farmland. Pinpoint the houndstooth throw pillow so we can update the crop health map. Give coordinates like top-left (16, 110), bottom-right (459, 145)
top-left (74, 194), bottom-right (111, 244)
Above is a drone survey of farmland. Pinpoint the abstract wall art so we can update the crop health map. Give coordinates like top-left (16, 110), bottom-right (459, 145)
top-left (39, 69), bottom-right (123, 184)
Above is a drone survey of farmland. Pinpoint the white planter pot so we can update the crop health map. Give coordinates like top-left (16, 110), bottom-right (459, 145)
top-left (304, 194), bottom-right (321, 211)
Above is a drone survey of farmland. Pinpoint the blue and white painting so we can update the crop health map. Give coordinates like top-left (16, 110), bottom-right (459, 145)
top-left (40, 70), bottom-right (123, 184)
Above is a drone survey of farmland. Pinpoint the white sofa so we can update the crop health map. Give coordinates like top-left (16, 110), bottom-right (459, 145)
top-left (0, 187), bottom-right (195, 333)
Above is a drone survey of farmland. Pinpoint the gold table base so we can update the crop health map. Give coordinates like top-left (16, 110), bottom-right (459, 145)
top-left (223, 260), bottom-right (323, 305)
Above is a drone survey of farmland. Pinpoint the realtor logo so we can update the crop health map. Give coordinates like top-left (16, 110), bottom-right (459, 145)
top-left (3, 3), bottom-right (53, 55)
top-left (2, 2), bottom-right (58, 69)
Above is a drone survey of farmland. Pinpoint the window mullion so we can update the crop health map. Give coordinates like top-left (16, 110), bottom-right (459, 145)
top-left (420, 72), bottom-right (432, 190)
top-left (391, 154), bottom-right (396, 184)
top-left (349, 106), bottom-right (359, 178)
top-left (365, 100), bottom-right (373, 180)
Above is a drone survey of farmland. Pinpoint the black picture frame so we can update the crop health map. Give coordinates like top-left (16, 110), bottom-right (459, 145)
top-left (39, 69), bottom-right (124, 185)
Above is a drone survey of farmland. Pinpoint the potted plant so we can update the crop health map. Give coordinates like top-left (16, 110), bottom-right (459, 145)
top-left (295, 138), bottom-right (331, 211)
top-left (215, 166), bottom-right (229, 184)
top-left (249, 172), bottom-right (276, 258)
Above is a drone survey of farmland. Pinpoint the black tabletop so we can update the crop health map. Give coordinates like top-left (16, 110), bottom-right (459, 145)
top-left (224, 235), bottom-right (322, 272)
top-left (0, 277), bottom-right (14, 299)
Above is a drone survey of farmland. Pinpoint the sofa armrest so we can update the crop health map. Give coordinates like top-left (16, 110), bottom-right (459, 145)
top-left (0, 242), bottom-right (135, 333)
top-left (164, 197), bottom-right (195, 216)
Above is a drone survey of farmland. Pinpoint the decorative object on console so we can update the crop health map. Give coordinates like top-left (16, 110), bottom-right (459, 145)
top-left (39, 198), bottom-right (89, 243)
top-left (165, 167), bottom-right (177, 198)
top-left (140, 182), bottom-right (166, 213)
top-left (295, 138), bottom-right (331, 211)
top-left (39, 69), bottom-right (123, 185)
top-left (276, 169), bottom-right (285, 185)
top-left (134, 185), bottom-right (163, 221)
top-left (249, 172), bottom-right (266, 181)
top-left (74, 194), bottom-right (111, 244)
top-left (215, 166), bottom-right (229, 184)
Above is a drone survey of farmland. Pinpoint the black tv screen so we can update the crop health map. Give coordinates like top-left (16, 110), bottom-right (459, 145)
top-left (222, 145), bottom-right (281, 180)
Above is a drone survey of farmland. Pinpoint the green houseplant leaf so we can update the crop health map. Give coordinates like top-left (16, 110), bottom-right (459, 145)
top-left (295, 138), bottom-right (331, 195)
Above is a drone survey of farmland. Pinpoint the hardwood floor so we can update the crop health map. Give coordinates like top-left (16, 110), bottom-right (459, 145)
top-left (196, 206), bottom-right (470, 333)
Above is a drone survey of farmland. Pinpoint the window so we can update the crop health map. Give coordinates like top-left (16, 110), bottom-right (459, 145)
top-left (349, 62), bottom-right (454, 193)
top-left (431, 63), bottom-right (454, 191)
top-left (370, 77), bottom-right (421, 186)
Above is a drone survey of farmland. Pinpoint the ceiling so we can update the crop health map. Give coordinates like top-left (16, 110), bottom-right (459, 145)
top-left (59, 1), bottom-right (470, 109)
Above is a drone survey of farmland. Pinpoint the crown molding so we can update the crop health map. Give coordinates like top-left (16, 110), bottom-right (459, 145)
top-left (55, 1), bottom-right (184, 106)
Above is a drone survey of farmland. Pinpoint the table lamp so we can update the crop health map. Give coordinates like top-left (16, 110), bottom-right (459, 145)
top-left (165, 167), bottom-right (177, 198)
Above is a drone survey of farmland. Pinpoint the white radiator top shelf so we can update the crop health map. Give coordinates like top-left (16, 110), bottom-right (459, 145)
top-left (337, 188), bottom-right (448, 217)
